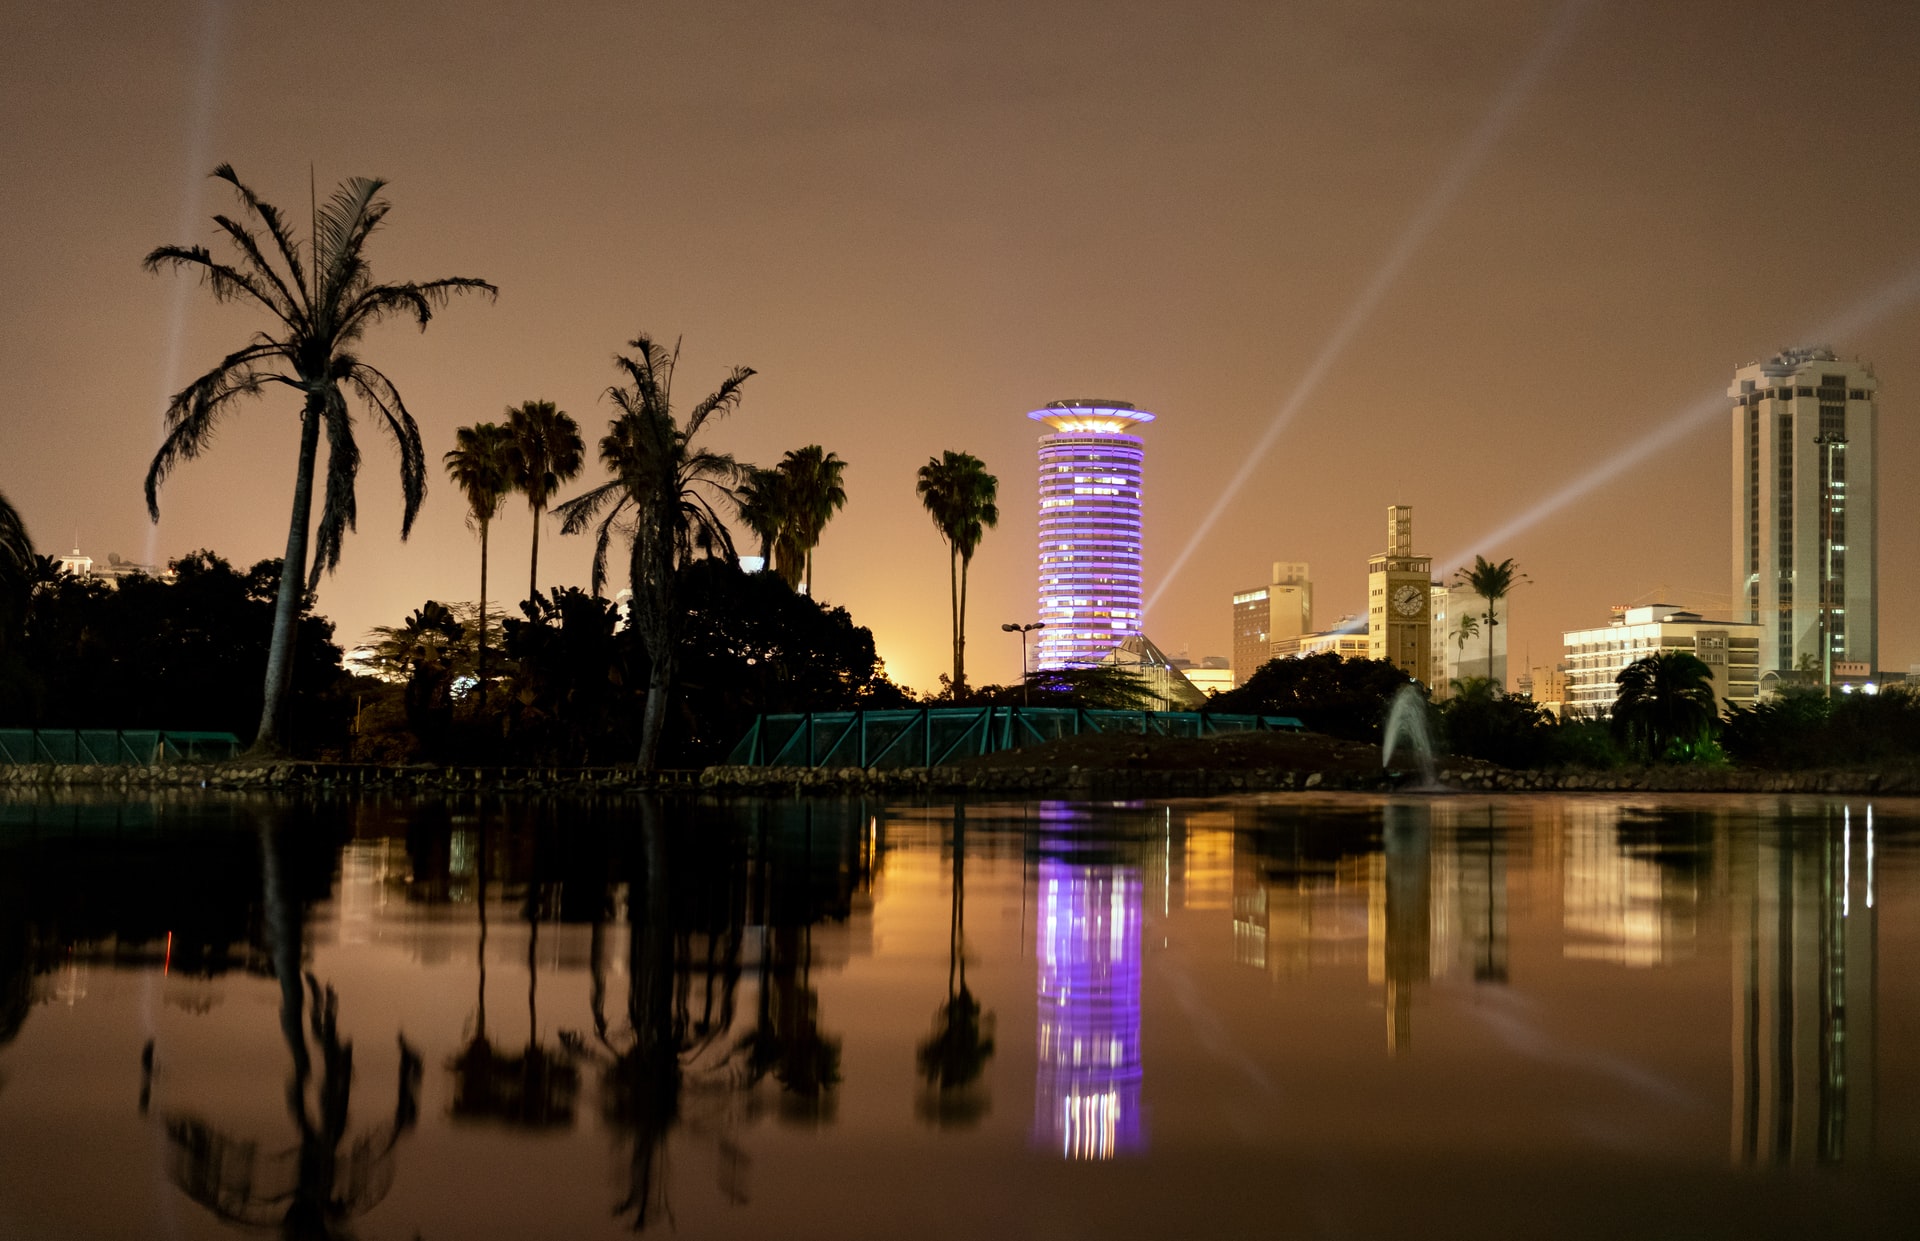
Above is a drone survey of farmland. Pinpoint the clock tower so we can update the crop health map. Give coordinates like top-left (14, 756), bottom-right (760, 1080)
top-left (1368, 505), bottom-right (1432, 683)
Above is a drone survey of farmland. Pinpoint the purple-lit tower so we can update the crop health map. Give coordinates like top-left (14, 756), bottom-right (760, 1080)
top-left (1033, 856), bottom-right (1145, 1159)
top-left (1029, 399), bottom-right (1154, 669)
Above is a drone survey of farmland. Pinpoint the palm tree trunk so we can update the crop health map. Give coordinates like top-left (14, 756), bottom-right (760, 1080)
top-left (957, 549), bottom-right (971, 696)
top-left (1485, 601), bottom-right (1497, 692)
top-left (637, 656), bottom-right (672, 775)
top-left (947, 543), bottom-right (961, 695)
top-left (528, 500), bottom-right (543, 604)
top-left (254, 399), bottom-right (323, 755)
top-left (478, 517), bottom-right (490, 709)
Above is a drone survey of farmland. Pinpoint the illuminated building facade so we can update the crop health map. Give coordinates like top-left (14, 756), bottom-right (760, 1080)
top-left (1231, 562), bottom-right (1312, 686)
top-left (1562, 604), bottom-right (1761, 718)
top-left (1729, 348), bottom-right (1878, 682)
top-left (1031, 399), bottom-right (1154, 669)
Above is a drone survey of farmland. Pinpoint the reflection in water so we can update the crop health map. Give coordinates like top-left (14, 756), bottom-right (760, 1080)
top-left (918, 806), bottom-right (997, 1127)
top-left (1730, 807), bottom-right (1877, 1167)
top-left (1032, 834), bottom-right (1145, 1159)
top-left (156, 810), bottom-right (421, 1240)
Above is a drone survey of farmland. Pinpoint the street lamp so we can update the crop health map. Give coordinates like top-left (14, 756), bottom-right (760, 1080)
top-left (1002, 622), bottom-right (1045, 707)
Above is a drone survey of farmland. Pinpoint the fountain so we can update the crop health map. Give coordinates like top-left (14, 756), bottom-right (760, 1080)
top-left (1381, 684), bottom-right (1440, 789)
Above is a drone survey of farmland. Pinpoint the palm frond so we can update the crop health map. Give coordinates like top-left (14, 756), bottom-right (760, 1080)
top-left (683, 367), bottom-right (755, 438)
top-left (554, 479), bottom-right (627, 536)
top-left (212, 164), bottom-right (309, 298)
top-left (308, 391), bottom-right (362, 587)
top-left (143, 245), bottom-right (289, 319)
top-left (206, 215), bottom-right (305, 329)
top-left (341, 277), bottom-right (498, 336)
top-left (144, 347), bottom-right (289, 518)
top-left (343, 362), bottom-right (429, 537)
top-left (312, 176), bottom-right (387, 303)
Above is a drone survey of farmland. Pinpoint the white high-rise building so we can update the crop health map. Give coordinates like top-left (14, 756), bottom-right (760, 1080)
top-left (1729, 348), bottom-right (1878, 683)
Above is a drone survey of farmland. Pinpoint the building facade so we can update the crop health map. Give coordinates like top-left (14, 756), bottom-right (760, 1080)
top-left (1230, 561), bottom-right (1312, 686)
top-left (1429, 581), bottom-right (1507, 697)
top-left (1367, 506), bottom-right (1431, 683)
top-left (1031, 399), bottom-right (1153, 670)
top-left (1273, 619), bottom-right (1371, 661)
top-left (1562, 604), bottom-right (1761, 717)
top-left (1729, 348), bottom-right (1878, 680)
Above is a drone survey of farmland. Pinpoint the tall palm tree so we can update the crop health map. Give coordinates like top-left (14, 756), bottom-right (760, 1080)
top-left (555, 336), bottom-right (753, 772)
top-left (143, 165), bottom-right (494, 753)
top-left (775, 446), bottom-right (847, 597)
top-left (1612, 650), bottom-right (1719, 761)
top-left (733, 467), bottom-right (790, 572)
top-left (916, 452), bottom-right (998, 696)
top-left (505, 400), bottom-right (584, 603)
top-left (1453, 555), bottom-right (1523, 693)
top-left (445, 422), bottom-right (515, 707)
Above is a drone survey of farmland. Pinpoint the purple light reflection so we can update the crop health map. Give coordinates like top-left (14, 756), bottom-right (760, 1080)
top-left (1033, 857), bottom-right (1145, 1159)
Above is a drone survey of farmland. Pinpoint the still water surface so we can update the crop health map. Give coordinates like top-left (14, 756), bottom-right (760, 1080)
top-left (2, 792), bottom-right (1917, 1239)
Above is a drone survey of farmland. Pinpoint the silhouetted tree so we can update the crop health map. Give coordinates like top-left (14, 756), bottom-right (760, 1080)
top-left (1612, 650), bottom-right (1718, 761)
top-left (505, 400), bottom-right (585, 602)
top-left (916, 451), bottom-right (998, 696)
top-left (556, 335), bottom-right (753, 772)
top-left (143, 166), bottom-right (493, 752)
top-left (1452, 556), bottom-right (1524, 691)
top-left (444, 422), bottom-right (516, 705)
top-left (774, 445), bottom-right (846, 596)
top-left (1208, 652), bottom-right (1418, 743)
top-left (732, 467), bottom-right (789, 571)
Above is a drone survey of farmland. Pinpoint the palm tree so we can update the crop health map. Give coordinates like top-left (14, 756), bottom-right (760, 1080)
top-left (775, 446), bottom-right (847, 597)
top-left (505, 400), bottom-right (584, 603)
top-left (916, 451), bottom-right (999, 696)
top-left (1453, 555), bottom-right (1523, 693)
top-left (143, 165), bottom-right (494, 753)
top-left (555, 336), bottom-right (753, 772)
top-left (1612, 650), bottom-right (1719, 761)
top-left (445, 422), bottom-right (515, 707)
top-left (733, 466), bottom-right (790, 572)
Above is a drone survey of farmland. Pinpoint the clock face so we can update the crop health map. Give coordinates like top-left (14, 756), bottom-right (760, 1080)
top-left (1391, 584), bottom-right (1425, 617)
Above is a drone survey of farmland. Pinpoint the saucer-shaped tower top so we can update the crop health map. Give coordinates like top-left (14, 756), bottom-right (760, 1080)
top-left (1028, 399), bottom-right (1156, 670)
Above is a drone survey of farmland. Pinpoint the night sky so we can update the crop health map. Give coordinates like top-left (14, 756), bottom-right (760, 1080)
top-left (4, 0), bottom-right (1917, 693)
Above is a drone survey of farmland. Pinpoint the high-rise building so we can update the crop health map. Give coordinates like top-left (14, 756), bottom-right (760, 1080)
top-left (1729, 348), bottom-right (1878, 682)
top-left (1367, 505), bottom-right (1431, 683)
top-left (1230, 562), bottom-right (1312, 686)
top-left (1031, 399), bottom-right (1153, 669)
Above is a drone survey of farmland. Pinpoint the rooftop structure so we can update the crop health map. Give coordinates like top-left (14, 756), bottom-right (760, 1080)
top-left (1562, 604), bottom-right (1761, 718)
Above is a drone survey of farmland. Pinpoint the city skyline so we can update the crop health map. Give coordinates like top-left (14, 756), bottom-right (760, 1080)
top-left (3, 2), bottom-right (1919, 693)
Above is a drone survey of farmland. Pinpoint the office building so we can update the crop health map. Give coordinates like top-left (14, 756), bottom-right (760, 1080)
top-left (1429, 581), bottom-right (1507, 697)
top-left (1562, 604), bottom-right (1761, 717)
top-left (1031, 399), bottom-right (1153, 670)
top-left (1367, 505), bottom-right (1431, 683)
top-left (1729, 348), bottom-right (1878, 682)
top-left (1231, 562), bottom-right (1312, 686)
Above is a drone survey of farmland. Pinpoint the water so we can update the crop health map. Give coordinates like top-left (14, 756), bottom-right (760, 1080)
top-left (3, 792), bottom-right (1918, 1239)
top-left (1381, 682), bottom-right (1439, 785)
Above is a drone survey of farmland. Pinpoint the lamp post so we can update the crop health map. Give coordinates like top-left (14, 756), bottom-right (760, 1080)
top-left (1813, 428), bottom-right (1849, 694)
top-left (1002, 622), bottom-right (1045, 707)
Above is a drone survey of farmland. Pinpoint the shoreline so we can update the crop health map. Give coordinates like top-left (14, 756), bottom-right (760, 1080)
top-left (2, 759), bottom-right (1916, 797)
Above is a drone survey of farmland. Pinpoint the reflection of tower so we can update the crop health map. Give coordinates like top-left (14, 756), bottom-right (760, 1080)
top-left (1033, 857), bottom-right (1145, 1158)
top-left (1730, 809), bottom-right (1876, 1166)
top-left (1370, 807), bottom-right (1431, 1055)
top-left (1030, 399), bottom-right (1155, 669)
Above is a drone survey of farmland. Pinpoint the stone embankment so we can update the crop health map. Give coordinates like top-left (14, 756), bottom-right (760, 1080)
top-left (3, 761), bottom-right (1915, 797)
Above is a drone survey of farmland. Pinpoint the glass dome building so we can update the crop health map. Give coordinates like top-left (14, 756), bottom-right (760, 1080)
top-left (1029, 399), bottom-right (1154, 669)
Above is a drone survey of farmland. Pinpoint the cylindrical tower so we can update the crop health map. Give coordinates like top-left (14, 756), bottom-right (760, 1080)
top-left (1029, 398), bottom-right (1155, 669)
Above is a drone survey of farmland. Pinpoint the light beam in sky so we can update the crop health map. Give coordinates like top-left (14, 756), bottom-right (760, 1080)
top-left (1436, 255), bottom-right (1920, 575)
top-left (1145, 0), bottom-right (1596, 617)
top-left (145, 0), bottom-right (228, 567)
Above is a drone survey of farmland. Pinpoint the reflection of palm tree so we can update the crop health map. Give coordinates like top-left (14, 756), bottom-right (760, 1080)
top-left (917, 806), bottom-right (995, 1127)
top-left (448, 815), bottom-right (580, 1129)
top-left (157, 816), bottom-right (421, 1239)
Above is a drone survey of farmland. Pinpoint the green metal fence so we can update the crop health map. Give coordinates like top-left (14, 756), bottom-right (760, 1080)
top-left (0, 730), bottom-right (244, 765)
top-left (725, 707), bottom-right (1303, 770)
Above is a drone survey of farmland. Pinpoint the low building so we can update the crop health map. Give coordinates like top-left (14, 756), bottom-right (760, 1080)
top-left (1563, 604), bottom-right (1762, 718)
top-left (56, 546), bottom-right (174, 584)
top-left (1273, 615), bottom-right (1371, 662)
top-left (1098, 633), bottom-right (1208, 709)
top-left (1171, 654), bottom-right (1234, 698)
